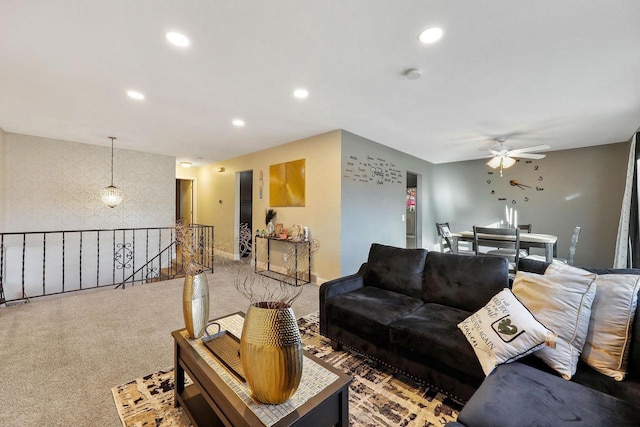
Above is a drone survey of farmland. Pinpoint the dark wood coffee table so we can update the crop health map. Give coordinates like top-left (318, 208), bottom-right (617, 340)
top-left (172, 312), bottom-right (352, 426)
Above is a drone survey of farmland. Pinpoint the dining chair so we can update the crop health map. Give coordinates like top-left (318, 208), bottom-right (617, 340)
top-left (473, 226), bottom-right (521, 272)
top-left (436, 222), bottom-right (474, 254)
top-left (526, 226), bottom-right (581, 265)
top-left (508, 224), bottom-right (532, 256)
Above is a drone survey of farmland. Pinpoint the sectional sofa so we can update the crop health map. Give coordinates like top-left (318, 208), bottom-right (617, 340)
top-left (319, 243), bottom-right (640, 425)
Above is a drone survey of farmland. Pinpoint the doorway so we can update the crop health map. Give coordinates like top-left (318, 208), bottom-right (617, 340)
top-left (238, 170), bottom-right (253, 257)
top-left (176, 179), bottom-right (193, 225)
top-left (406, 172), bottom-right (421, 248)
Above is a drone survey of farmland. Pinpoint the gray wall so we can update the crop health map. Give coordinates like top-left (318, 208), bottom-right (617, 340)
top-left (340, 131), bottom-right (436, 275)
top-left (431, 142), bottom-right (628, 268)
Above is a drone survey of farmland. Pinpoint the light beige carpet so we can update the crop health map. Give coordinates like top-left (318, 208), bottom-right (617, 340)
top-left (112, 312), bottom-right (461, 427)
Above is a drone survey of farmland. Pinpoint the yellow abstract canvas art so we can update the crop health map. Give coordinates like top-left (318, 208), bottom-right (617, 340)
top-left (270, 159), bottom-right (306, 207)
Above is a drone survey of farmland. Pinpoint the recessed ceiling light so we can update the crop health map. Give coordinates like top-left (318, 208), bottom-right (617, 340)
top-left (165, 31), bottom-right (190, 47)
top-left (418, 27), bottom-right (443, 44)
top-left (293, 88), bottom-right (309, 99)
top-left (232, 119), bottom-right (245, 127)
top-left (126, 90), bottom-right (145, 100)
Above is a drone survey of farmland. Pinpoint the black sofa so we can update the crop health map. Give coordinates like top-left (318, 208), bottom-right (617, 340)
top-left (319, 243), bottom-right (510, 401)
top-left (319, 244), bottom-right (640, 425)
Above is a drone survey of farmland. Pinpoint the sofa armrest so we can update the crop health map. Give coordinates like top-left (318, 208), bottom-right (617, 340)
top-left (319, 263), bottom-right (366, 336)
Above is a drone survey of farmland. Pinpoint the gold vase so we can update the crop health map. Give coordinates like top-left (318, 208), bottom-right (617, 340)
top-left (240, 303), bottom-right (303, 404)
top-left (182, 272), bottom-right (209, 339)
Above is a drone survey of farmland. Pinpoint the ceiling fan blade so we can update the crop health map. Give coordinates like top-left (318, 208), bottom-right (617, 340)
top-left (510, 153), bottom-right (546, 159)
top-left (508, 144), bottom-right (550, 154)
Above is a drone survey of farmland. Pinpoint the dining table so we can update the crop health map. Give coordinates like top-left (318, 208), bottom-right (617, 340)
top-left (450, 230), bottom-right (558, 263)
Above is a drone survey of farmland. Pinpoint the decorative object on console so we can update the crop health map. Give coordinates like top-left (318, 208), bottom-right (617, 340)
top-left (175, 221), bottom-right (210, 339)
top-left (290, 224), bottom-right (302, 241)
top-left (457, 288), bottom-right (552, 376)
top-left (512, 270), bottom-right (597, 379)
top-left (240, 302), bottom-right (303, 404)
top-left (100, 136), bottom-right (124, 208)
top-left (265, 209), bottom-right (276, 236)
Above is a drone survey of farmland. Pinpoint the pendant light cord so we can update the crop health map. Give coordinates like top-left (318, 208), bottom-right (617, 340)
top-left (109, 136), bottom-right (116, 186)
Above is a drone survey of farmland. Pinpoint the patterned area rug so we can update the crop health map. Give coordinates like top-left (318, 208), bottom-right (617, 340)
top-left (112, 312), bottom-right (462, 426)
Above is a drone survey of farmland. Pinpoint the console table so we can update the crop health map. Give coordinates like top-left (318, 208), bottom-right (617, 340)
top-left (254, 236), bottom-right (311, 286)
top-left (172, 312), bottom-right (352, 426)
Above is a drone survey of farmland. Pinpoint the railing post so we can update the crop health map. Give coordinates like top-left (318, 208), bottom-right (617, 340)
top-left (42, 234), bottom-right (46, 296)
top-left (79, 231), bottom-right (83, 290)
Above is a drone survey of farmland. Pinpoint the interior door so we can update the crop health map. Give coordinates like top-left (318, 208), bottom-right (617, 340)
top-left (239, 171), bottom-right (253, 257)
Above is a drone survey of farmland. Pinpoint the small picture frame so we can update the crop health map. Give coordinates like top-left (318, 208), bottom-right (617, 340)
top-left (275, 223), bottom-right (284, 236)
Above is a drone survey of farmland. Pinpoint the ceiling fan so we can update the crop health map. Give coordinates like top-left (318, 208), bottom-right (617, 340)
top-left (486, 137), bottom-right (550, 176)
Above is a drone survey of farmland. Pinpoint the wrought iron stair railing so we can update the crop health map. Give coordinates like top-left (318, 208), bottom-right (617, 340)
top-left (0, 225), bottom-right (214, 304)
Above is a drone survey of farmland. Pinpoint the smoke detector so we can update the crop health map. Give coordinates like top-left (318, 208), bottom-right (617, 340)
top-left (403, 68), bottom-right (422, 80)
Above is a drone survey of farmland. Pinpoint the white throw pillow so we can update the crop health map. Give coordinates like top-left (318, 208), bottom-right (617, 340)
top-left (580, 274), bottom-right (640, 380)
top-left (512, 271), bottom-right (597, 379)
top-left (545, 262), bottom-right (640, 380)
top-left (545, 260), bottom-right (592, 276)
top-left (458, 288), bottom-right (552, 376)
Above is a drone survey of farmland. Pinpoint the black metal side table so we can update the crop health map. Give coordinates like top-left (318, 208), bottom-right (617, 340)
top-left (253, 236), bottom-right (311, 286)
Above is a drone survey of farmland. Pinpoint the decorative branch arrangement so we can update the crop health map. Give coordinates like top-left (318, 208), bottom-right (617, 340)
top-left (265, 209), bottom-right (277, 226)
top-left (175, 221), bottom-right (207, 276)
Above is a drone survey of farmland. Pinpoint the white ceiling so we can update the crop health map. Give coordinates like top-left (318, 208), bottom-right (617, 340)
top-left (1, 1), bottom-right (639, 167)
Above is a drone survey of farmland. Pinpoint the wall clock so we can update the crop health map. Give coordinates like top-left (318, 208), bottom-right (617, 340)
top-left (486, 160), bottom-right (545, 204)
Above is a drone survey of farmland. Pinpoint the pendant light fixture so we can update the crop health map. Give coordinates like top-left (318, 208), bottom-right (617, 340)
top-left (100, 136), bottom-right (124, 208)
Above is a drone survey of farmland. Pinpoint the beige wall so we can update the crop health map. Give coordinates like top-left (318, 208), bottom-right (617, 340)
top-left (197, 130), bottom-right (342, 282)
top-left (0, 127), bottom-right (4, 231)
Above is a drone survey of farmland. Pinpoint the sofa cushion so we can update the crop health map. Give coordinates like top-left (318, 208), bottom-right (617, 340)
top-left (389, 303), bottom-right (484, 380)
top-left (363, 243), bottom-right (428, 299)
top-left (457, 362), bottom-right (639, 427)
top-left (458, 288), bottom-right (552, 376)
top-left (519, 355), bottom-right (640, 404)
top-left (512, 271), bottom-right (597, 380)
top-left (325, 286), bottom-right (423, 348)
top-left (423, 252), bottom-right (509, 312)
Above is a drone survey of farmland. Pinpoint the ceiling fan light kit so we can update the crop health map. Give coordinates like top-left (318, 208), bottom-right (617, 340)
top-left (485, 138), bottom-right (550, 176)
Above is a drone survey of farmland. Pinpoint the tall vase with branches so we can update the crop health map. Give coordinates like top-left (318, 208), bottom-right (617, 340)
top-left (175, 222), bottom-right (209, 339)
top-left (233, 239), bottom-right (320, 404)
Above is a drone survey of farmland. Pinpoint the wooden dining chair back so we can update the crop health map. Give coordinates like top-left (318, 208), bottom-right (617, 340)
top-left (473, 226), bottom-right (521, 272)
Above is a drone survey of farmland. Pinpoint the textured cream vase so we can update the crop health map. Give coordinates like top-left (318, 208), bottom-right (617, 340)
top-left (240, 303), bottom-right (303, 404)
top-left (182, 273), bottom-right (210, 339)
